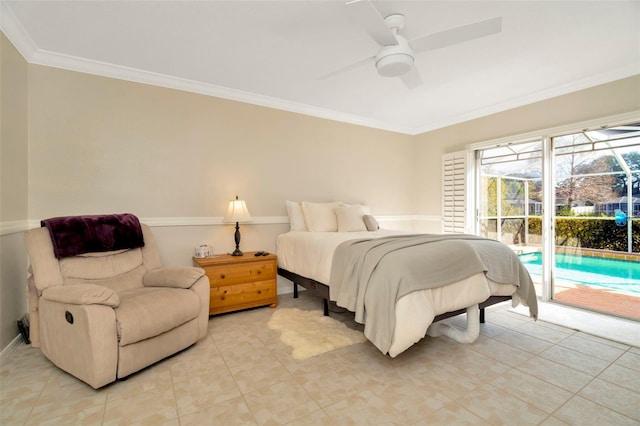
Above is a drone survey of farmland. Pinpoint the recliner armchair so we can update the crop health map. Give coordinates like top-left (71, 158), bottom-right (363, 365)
top-left (24, 216), bottom-right (210, 389)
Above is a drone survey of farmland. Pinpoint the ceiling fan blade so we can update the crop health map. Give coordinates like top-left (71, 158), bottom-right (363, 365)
top-left (410, 17), bottom-right (502, 53)
top-left (400, 66), bottom-right (422, 89)
top-left (346, 0), bottom-right (398, 46)
top-left (317, 55), bottom-right (375, 80)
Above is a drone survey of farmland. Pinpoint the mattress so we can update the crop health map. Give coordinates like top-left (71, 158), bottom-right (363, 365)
top-left (276, 231), bottom-right (517, 357)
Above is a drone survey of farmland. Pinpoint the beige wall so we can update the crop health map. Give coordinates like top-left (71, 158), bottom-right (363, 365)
top-left (414, 75), bottom-right (640, 217)
top-left (26, 65), bottom-right (416, 268)
top-left (27, 66), bottom-right (415, 220)
top-left (1, 33), bottom-right (29, 351)
top-left (2, 28), bottom-right (639, 352)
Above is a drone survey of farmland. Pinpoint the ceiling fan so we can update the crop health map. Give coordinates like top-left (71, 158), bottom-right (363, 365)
top-left (321, 0), bottom-right (502, 89)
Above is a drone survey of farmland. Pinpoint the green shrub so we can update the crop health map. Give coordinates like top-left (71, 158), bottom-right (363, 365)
top-left (527, 217), bottom-right (639, 252)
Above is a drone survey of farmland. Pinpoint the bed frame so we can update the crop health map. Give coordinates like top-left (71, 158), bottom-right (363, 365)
top-left (278, 267), bottom-right (512, 323)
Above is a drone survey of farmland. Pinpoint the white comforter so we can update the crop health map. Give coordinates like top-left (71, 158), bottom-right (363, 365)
top-left (276, 231), bottom-right (517, 357)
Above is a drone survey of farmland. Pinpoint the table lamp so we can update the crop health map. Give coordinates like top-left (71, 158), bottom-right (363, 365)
top-left (223, 195), bottom-right (252, 256)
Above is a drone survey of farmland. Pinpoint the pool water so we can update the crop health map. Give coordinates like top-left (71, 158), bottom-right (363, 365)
top-left (518, 252), bottom-right (640, 294)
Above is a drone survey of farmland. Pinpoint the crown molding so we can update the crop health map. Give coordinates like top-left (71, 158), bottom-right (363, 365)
top-left (4, 1), bottom-right (633, 137)
top-left (0, 1), bottom-right (37, 60)
top-left (0, 2), bottom-right (412, 136)
top-left (413, 65), bottom-right (640, 135)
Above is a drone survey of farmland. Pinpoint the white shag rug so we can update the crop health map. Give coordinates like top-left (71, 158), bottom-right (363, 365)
top-left (267, 308), bottom-right (367, 360)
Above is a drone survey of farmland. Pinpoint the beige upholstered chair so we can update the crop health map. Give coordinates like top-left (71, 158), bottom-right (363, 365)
top-left (24, 220), bottom-right (210, 389)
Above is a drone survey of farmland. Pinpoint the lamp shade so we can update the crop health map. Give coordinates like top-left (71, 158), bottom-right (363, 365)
top-left (223, 197), bottom-right (252, 223)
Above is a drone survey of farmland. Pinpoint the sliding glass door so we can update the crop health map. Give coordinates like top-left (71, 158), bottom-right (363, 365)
top-left (476, 140), bottom-right (544, 297)
top-left (551, 126), bottom-right (640, 319)
top-left (473, 120), bottom-right (640, 320)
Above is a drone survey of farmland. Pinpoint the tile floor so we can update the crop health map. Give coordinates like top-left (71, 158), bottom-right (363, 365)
top-left (1, 292), bottom-right (639, 425)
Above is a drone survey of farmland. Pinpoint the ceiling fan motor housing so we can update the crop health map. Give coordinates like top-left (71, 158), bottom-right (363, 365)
top-left (375, 34), bottom-right (414, 77)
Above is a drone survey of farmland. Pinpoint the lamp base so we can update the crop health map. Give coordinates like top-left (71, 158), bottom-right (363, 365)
top-left (231, 222), bottom-right (243, 256)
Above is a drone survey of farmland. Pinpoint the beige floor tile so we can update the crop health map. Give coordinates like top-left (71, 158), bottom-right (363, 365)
top-left (510, 321), bottom-right (576, 343)
top-left (468, 335), bottom-right (534, 367)
top-left (578, 378), bottom-right (640, 420)
top-left (103, 386), bottom-right (178, 425)
top-left (479, 322), bottom-right (509, 338)
top-left (26, 374), bottom-right (107, 425)
top-left (485, 310), bottom-right (529, 330)
top-left (168, 348), bottom-right (228, 384)
top-left (172, 368), bottom-right (242, 416)
top-left (554, 395), bottom-right (639, 425)
top-left (105, 362), bottom-right (173, 399)
top-left (558, 333), bottom-right (628, 362)
top-left (370, 374), bottom-right (452, 424)
top-left (516, 356), bottom-right (593, 393)
top-left (216, 338), bottom-right (272, 369)
top-left (573, 331), bottom-right (631, 351)
top-left (445, 345), bottom-right (512, 381)
top-left (615, 350), bottom-right (640, 372)
top-left (418, 401), bottom-right (491, 425)
top-left (408, 362), bottom-right (484, 401)
top-left (296, 364), bottom-right (379, 408)
top-left (539, 415), bottom-right (571, 425)
top-left (179, 396), bottom-right (257, 425)
top-left (323, 388), bottom-right (404, 425)
top-left (282, 409), bottom-right (334, 425)
top-left (490, 368), bottom-right (573, 413)
top-left (456, 383), bottom-right (548, 425)
top-left (229, 358), bottom-right (293, 394)
top-left (539, 344), bottom-right (611, 376)
top-left (494, 329), bottom-right (555, 354)
top-left (243, 379), bottom-right (320, 425)
top-left (0, 393), bottom-right (41, 426)
top-left (2, 290), bottom-right (637, 426)
top-left (599, 363), bottom-right (640, 393)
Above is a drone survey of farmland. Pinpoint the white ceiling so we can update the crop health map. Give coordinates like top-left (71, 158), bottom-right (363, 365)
top-left (2, 1), bottom-right (639, 135)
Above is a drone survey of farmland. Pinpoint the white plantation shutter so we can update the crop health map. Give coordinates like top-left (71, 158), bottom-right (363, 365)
top-left (442, 151), bottom-right (467, 233)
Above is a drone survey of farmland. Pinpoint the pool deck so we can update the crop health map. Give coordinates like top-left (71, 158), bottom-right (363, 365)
top-left (515, 245), bottom-right (640, 321)
top-left (554, 285), bottom-right (640, 321)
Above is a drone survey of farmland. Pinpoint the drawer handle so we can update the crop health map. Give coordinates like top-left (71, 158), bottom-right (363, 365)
top-left (220, 274), bottom-right (225, 279)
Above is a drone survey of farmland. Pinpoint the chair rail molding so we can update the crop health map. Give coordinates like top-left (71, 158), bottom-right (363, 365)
top-left (1, 215), bottom-right (441, 234)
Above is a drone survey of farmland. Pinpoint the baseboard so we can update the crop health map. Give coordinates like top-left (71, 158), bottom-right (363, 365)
top-left (0, 335), bottom-right (22, 364)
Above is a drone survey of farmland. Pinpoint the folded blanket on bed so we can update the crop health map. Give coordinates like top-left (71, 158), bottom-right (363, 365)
top-left (330, 234), bottom-right (538, 354)
top-left (41, 213), bottom-right (144, 258)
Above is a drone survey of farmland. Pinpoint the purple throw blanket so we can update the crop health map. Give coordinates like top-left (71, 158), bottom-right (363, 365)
top-left (41, 213), bottom-right (144, 258)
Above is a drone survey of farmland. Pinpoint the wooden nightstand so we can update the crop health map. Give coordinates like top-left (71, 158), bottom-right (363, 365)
top-left (193, 252), bottom-right (278, 315)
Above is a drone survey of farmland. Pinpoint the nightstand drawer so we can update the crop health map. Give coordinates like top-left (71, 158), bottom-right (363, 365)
top-left (208, 260), bottom-right (275, 287)
top-left (193, 252), bottom-right (278, 315)
top-left (210, 279), bottom-right (277, 314)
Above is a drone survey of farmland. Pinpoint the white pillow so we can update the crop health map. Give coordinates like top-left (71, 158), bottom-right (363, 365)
top-left (363, 215), bottom-right (379, 231)
top-left (285, 200), bottom-right (307, 231)
top-left (343, 203), bottom-right (371, 215)
top-left (300, 201), bottom-right (342, 232)
top-left (334, 205), bottom-right (367, 232)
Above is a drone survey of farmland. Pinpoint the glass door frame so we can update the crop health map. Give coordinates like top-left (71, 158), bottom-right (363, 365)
top-left (467, 110), bottom-right (640, 306)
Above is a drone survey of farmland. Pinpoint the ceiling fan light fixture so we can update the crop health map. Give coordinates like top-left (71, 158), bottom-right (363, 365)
top-left (374, 33), bottom-right (414, 77)
top-left (375, 53), bottom-right (414, 77)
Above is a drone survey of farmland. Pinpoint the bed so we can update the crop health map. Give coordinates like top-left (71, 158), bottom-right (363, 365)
top-left (277, 227), bottom-right (538, 357)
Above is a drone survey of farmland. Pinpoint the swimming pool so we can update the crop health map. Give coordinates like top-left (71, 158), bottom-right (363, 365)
top-left (518, 252), bottom-right (640, 294)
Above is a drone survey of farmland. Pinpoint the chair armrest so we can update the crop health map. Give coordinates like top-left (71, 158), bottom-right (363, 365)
top-left (42, 284), bottom-right (120, 308)
top-left (143, 267), bottom-right (205, 289)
